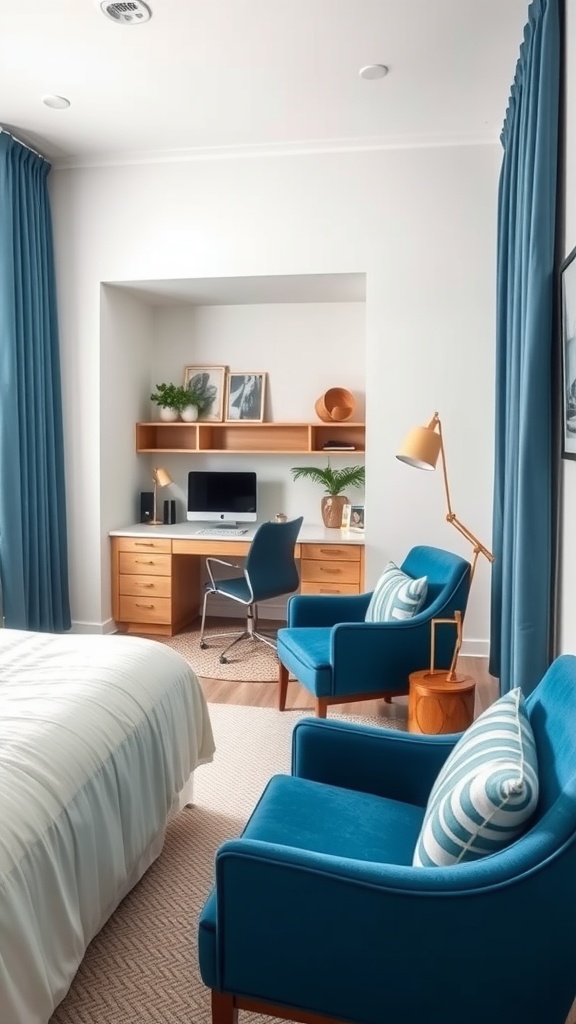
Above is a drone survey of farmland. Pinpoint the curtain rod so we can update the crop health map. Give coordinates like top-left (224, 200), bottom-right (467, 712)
top-left (0, 127), bottom-right (48, 162)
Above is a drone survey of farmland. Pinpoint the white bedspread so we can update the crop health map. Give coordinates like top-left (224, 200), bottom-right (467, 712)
top-left (0, 629), bottom-right (215, 1024)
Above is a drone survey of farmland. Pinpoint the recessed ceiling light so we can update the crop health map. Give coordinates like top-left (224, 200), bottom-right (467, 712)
top-left (359, 64), bottom-right (389, 81)
top-left (42, 95), bottom-right (71, 109)
top-left (99, 1), bottom-right (152, 23)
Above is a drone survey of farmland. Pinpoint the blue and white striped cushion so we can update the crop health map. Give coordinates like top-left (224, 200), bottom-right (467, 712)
top-left (413, 688), bottom-right (539, 867)
top-left (365, 561), bottom-right (428, 622)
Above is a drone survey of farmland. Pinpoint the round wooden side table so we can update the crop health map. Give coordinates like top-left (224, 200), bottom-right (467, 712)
top-left (408, 670), bottom-right (476, 735)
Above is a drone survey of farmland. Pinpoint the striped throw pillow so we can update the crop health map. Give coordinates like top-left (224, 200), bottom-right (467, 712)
top-left (413, 688), bottom-right (539, 867)
top-left (365, 562), bottom-right (428, 622)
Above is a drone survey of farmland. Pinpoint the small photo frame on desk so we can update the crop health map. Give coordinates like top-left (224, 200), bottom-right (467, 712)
top-left (183, 365), bottom-right (226, 421)
top-left (225, 372), bottom-right (266, 422)
top-left (349, 504), bottom-right (365, 531)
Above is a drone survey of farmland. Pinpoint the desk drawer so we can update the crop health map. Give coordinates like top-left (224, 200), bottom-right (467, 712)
top-left (300, 559), bottom-right (361, 586)
top-left (119, 552), bottom-right (171, 576)
top-left (119, 574), bottom-right (172, 598)
top-left (302, 544), bottom-right (361, 563)
top-left (115, 537), bottom-right (171, 554)
top-left (300, 582), bottom-right (359, 596)
top-left (118, 595), bottom-right (172, 624)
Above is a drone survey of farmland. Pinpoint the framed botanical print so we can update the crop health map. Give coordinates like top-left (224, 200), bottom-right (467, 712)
top-left (183, 365), bottom-right (226, 421)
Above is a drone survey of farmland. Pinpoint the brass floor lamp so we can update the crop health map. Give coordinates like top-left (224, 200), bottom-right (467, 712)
top-left (397, 411), bottom-right (495, 681)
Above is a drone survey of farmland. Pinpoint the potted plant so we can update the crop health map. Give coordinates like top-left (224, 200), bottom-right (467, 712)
top-left (181, 376), bottom-right (214, 421)
top-left (150, 382), bottom-right (202, 422)
top-left (290, 463), bottom-right (365, 528)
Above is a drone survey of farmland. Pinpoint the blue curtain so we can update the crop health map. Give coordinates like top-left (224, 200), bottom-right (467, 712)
top-left (0, 132), bottom-right (71, 631)
top-left (490, 0), bottom-right (560, 694)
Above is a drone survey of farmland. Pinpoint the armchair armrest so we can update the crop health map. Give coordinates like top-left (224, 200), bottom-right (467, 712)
top-left (292, 717), bottom-right (457, 806)
top-left (211, 839), bottom-right (520, 1022)
top-left (287, 591), bottom-right (371, 627)
top-left (329, 617), bottom-right (442, 695)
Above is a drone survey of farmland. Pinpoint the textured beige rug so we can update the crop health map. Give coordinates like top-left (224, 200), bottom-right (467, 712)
top-left (157, 623), bottom-right (280, 682)
top-left (49, 702), bottom-right (405, 1024)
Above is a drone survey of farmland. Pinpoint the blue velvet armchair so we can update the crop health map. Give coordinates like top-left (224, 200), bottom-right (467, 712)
top-left (198, 654), bottom-right (576, 1024)
top-left (277, 545), bottom-right (471, 716)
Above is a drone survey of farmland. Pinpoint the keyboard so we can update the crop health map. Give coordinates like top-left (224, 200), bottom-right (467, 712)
top-left (194, 527), bottom-right (248, 537)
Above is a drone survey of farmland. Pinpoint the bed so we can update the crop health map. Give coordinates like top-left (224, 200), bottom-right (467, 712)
top-left (0, 628), bottom-right (215, 1024)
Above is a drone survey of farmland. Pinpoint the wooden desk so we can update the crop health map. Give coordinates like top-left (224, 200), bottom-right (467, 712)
top-left (110, 523), bottom-right (365, 637)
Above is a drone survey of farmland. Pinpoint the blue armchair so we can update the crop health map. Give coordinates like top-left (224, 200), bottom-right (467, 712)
top-left (198, 654), bottom-right (576, 1024)
top-left (277, 545), bottom-right (471, 716)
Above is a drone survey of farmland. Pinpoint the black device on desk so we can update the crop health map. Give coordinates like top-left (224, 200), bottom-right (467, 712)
top-left (140, 491), bottom-right (154, 523)
top-left (187, 470), bottom-right (257, 526)
top-left (163, 499), bottom-right (177, 525)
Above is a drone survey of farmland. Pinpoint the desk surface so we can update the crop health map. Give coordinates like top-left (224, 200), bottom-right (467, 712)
top-left (110, 522), bottom-right (365, 545)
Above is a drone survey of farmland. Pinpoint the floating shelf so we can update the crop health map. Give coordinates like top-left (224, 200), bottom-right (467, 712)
top-left (136, 421), bottom-right (365, 455)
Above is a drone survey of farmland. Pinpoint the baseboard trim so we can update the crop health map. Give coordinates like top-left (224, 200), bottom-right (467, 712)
top-left (71, 614), bottom-right (489, 660)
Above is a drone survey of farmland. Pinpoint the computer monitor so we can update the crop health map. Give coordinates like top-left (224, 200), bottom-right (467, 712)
top-left (187, 470), bottom-right (257, 525)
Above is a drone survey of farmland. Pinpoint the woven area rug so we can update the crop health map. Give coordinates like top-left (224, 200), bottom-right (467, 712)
top-left (157, 622), bottom-right (281, 681)
top-left (49, 702), bottom-right (404, 1024)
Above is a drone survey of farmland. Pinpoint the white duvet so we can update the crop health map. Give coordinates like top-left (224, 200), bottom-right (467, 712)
top-left (0, 629), bottom-right (215, 1024)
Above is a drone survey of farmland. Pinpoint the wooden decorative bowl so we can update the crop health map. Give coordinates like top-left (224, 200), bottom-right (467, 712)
top-left (315, 388), bottom-right (355, 422)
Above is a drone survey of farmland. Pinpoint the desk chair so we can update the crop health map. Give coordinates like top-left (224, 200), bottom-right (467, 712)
top-left (199, 517), bottom-right (303, 663)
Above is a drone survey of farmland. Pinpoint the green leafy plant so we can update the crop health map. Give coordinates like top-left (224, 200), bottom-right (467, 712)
top-left (290, 463), bottom-right (365, 495)
top-left (150, 382), bottom-right (202, 412)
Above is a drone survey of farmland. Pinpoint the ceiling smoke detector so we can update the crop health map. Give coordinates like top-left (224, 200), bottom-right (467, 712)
top-left (99, 1), bottom-right (152, 24)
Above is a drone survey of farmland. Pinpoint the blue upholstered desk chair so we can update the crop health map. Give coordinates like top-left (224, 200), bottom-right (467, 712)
top-left (277, 545), bottom-right (471, 716)
top-left (199, 516), bottom-right (303, 663)
top-left (198, 654), bottom-right (576, 1024)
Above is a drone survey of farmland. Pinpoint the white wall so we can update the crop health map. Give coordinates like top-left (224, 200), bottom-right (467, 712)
top-left (559, 8), bottom-right (576, 655)
top-left (50, 144), bottom-right (501, 649)
top-left (141, 300), bottom-right (366, 528)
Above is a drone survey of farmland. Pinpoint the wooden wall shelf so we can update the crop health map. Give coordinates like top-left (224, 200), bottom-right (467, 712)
top-left (136, 421), bottom-right (365, 455)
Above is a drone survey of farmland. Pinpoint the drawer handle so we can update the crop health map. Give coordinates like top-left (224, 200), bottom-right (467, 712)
top-left (319, 548), bottom-right (337, 555)
top-left (138, 582), bottom-right (154, 588)
top-left (320, 588), bottom-right (339, 594)
top-left (321, 567), bottom-right (340, 575)
top-left (135, 559), bottom-right (155, 565)
top-left (135, 603), bottom-right (155, 609)
top-left (134, 542), bottom-right (154, 547)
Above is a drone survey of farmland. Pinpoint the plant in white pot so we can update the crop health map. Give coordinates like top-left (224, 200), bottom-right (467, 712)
top-left (290, 463), bottom-right (365, 528)
top-left (150, 382), bottom-right (204, 422)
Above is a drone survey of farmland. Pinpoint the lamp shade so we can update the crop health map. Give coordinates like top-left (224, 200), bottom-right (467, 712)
top-left (154, 467), bottom-right (173, 488)
top-left (396, 425), bottom-right (441, 471)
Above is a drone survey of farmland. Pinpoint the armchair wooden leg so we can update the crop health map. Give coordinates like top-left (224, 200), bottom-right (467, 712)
top-left (315, 698), bottom-right (327, 718)
top-left (211, 990), bottom-right (238, 1024)
top-left (278, 661), bottom-right (289, 711)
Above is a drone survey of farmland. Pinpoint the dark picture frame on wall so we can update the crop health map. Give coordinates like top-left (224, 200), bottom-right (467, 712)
top-left (561, 245), bottom-right (576, 460)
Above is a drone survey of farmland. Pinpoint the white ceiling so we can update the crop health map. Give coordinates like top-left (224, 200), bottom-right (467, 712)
top-left (0, 0), bottom-right (528, 167)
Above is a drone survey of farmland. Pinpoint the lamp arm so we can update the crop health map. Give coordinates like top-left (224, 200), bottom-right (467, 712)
top-left (445, 514), bottom-right (495, 565)
top-left (434, 414), bottom-right (455, 519)
top-left (436, 415), bottom-right (494, 573)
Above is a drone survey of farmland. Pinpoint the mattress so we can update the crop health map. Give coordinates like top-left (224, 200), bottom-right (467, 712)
top-left (0, 628), bottom-right (215, 1024)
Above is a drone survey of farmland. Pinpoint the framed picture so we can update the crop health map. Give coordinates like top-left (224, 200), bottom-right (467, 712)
top-left (349, 504), bottom-right (365, 531)
top-left (225, 372), bottom-right (266, 422)
top-left (561, 246), bottom-right (576, 460)
top-left (183, 365), bottom-right (226, 421)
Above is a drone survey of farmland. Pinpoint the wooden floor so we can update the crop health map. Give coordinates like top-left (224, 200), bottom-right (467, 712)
top-left (197, 653), bottom-right (499, 719)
